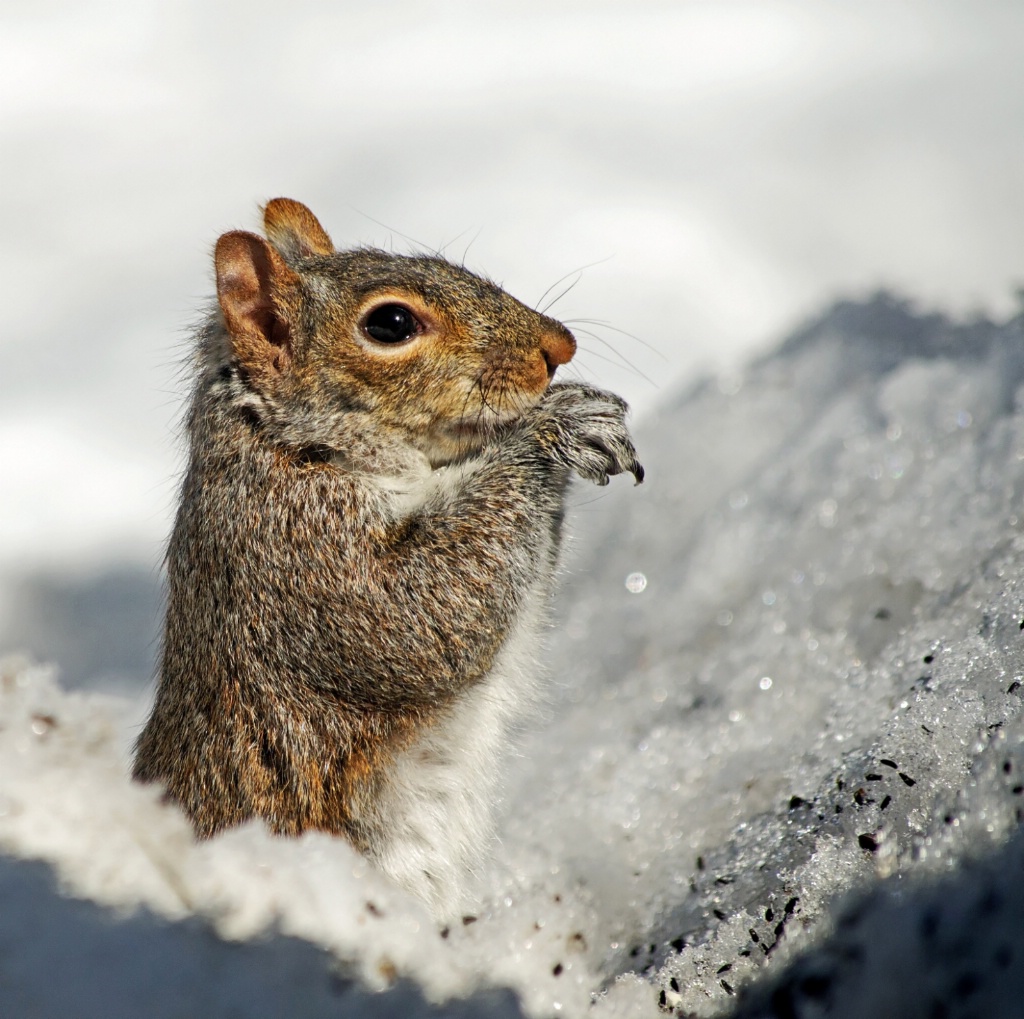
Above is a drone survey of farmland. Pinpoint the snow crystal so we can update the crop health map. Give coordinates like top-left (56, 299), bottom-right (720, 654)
top-left (4, 294), bottom-right (1024, 1017)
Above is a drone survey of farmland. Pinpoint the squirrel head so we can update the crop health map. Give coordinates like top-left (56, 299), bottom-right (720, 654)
top-left (212, 198), bottom-right (576, 465)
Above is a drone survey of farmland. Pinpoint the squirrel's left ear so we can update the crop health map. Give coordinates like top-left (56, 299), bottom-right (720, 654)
top-left (215, 230), bottom-right (297, 382)
top-left (263, 198), bottom-right (334, 260)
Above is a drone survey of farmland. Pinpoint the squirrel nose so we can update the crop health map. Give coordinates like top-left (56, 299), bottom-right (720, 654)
top-left (540, 324), bottom-right (577, 378)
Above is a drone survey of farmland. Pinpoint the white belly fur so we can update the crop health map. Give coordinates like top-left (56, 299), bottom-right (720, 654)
top-left (363, 590), bottom-right (546, 919)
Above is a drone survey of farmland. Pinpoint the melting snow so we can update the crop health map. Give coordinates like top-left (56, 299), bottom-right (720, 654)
top-left (4, 294), bottom-right (1024, 1017)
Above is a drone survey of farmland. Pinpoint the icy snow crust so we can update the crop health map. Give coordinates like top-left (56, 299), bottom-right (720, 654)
top-left (4, 294), bottom-right (1024, 1017)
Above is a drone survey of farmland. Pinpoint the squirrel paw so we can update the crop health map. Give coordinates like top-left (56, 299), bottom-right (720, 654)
top-left (536, 383), bottom-right (645, 486)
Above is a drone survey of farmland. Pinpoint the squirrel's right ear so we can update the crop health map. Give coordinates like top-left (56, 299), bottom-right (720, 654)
top-left (215, 231), bottom-right (297, 381)
top-left (263, 198), bottom-right (334, 261)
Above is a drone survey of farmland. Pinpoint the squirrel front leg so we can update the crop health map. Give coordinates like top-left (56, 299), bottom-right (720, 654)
top-left (267, 382), bottom-right (642, 714)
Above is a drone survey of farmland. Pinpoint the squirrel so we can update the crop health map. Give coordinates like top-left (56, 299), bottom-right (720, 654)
top-left (132, 198), bottom-right (643, 918)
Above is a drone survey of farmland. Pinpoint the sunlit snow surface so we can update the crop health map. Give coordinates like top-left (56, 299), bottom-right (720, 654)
top-left (5, 295), bottom-right (1024, 1017)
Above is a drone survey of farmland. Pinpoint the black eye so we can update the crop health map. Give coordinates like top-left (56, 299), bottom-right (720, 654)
top-left (363, 303), bottom-right (420, 344)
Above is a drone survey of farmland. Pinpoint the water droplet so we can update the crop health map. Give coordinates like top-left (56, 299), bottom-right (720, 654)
top-left (759, 676), bottom-right (773, 691)
top-left (625, 572), bottom-right (647, 594)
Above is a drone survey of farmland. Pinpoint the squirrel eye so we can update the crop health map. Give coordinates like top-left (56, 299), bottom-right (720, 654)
top-left (363, 303), bottom-right (421, 344)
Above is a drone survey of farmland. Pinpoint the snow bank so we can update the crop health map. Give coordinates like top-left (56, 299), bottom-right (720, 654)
top-left (4, 293), bottom-right (1024, 1017)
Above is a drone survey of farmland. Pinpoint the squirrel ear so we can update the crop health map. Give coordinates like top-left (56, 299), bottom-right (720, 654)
top-left (263, 198), bottom-right (334, 260)
top-left (215, 230), bottom-right (296, 379)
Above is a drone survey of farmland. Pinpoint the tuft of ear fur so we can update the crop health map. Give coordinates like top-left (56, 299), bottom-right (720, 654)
top-left (263, 198), bottom-right (334, 261)
top-left (215, 230), bottom-right (296, 382)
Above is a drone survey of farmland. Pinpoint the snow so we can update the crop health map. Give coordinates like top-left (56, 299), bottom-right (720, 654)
top-left (4, 294), bottom-right (1024, 1016)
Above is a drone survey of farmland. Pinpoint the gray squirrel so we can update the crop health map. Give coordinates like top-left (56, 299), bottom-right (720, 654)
top-left (132, 198), bottom-right (643, 917)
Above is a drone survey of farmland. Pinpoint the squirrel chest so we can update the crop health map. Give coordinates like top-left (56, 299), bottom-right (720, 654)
top-left (133, 198), bottom-right (642, 917)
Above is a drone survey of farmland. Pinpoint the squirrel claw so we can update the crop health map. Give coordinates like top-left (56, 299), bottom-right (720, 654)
top-left (534, 383), bottom-right (644, 489)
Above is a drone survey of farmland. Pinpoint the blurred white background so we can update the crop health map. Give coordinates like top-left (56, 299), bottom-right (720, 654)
top-left (2, 0), bottom-right (1023, 581)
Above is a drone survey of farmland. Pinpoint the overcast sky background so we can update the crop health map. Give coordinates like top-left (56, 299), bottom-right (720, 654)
top-left (2, 0), bottom-right (1023, 585)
